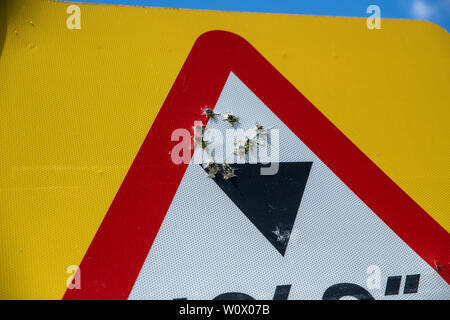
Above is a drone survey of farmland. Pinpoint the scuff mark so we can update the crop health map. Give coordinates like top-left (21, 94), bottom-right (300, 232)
top-left (272, 226), bottom-right (291, 244)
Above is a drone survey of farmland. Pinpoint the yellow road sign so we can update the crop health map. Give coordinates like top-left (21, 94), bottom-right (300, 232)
top-left (0, 0), bottom-right (449, 299)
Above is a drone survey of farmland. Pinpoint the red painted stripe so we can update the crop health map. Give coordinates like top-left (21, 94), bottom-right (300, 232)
top-left (64, 31), bottom-right (449, 300)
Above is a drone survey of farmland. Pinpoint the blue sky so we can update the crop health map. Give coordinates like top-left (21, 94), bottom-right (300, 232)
top-left (62, 0), bottom-right (450, 31)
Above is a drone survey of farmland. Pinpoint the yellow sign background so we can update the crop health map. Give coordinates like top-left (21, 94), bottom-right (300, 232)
top-left (0, 0), bottom-right (449, 299)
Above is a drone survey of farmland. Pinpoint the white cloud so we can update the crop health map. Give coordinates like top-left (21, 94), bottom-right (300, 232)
top-left (411, 0), bottom-right (437, 19)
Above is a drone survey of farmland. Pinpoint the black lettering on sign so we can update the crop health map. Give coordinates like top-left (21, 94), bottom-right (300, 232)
top-left (174, 275), bottom-right (420, 300)
top-left (273, 285), bottom-right (291, 300)
top-left (322, 283), bottom-right (375, 300)
top-left (213, 292), bottom-right (255, 300)
top-left (384, 274), bottom-right (421, 296)
top-left (385, 276), bottom-right (402, 296)
top-left (404, 274), bottom-right (420, 294)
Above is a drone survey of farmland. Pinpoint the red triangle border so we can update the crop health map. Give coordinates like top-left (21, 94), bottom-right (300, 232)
top-left (64, 31), bottom-right (449, 300)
